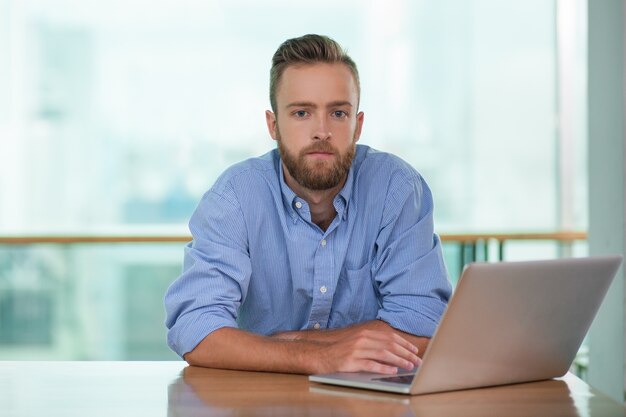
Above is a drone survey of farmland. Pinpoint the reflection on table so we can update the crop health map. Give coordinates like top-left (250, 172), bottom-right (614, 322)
top-left (0, 361), bottom-right (623, 417)
top-left (170, 363), bottom-right (624, 417)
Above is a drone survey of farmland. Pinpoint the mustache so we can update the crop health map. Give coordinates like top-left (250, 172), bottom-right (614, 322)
top-left (301, 142), bottom-right (337, 155)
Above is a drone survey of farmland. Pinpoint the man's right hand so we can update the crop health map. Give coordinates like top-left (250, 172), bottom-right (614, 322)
top-left (312, 328), bottom-right (421, 374)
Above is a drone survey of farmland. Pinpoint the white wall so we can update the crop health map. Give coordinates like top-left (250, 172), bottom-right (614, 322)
top-left (587, 0), bottom-right (626, 404)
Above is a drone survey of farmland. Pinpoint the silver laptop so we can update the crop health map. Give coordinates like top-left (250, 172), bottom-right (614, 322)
top-left (309, 255), bottom-right (623, 395)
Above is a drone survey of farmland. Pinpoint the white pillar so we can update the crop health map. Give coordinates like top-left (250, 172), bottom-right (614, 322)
top-left (587, 0), bottom-right (625, 404)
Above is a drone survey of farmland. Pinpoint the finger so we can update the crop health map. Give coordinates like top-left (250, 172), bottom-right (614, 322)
top-left (352, 332), bottom-right (420, 366)
top-left (358, 360), bottom-right (398, 375)
top-left (369, 348), bottom-right (416, 370)
top-left (364, 331), bottom-right (420, 358)
top-left (378, 337), bottom-right (420, 366)
top-left (349, 345), bottom-right (415, 371)
top-left (388, 332), bottom-right (420, 356)
top-left (385, 335), bottom-right (422, 366)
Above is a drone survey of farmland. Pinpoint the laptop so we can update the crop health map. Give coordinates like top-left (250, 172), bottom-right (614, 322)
top-left (309, 255), bottom-right (623, 395)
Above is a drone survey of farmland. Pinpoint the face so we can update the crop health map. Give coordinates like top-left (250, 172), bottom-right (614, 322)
top-left (266, 63), bottom-right (364, 191)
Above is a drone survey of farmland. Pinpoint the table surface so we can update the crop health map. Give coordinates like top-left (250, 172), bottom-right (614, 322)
top-left (1, 361), bottom-right (624, 417)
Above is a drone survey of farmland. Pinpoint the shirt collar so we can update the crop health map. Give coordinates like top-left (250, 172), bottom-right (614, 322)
top-left (278, 162), bottom-right (300, 223)
top-left (335, 165), bottom-right (354, 221)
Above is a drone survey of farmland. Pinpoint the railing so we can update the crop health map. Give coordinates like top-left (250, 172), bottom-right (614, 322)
top-left (0, 231), bottom-right (588, 273)
top-left (0, 235), bottom-right (191, 244)
top-left (439, 231), bottom-right (587, 267)
top-left (0, 231), bottom-right (588, 246)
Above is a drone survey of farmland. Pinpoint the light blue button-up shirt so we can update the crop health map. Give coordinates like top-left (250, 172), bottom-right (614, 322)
top-left (164, 145), bottom-right (451, 357)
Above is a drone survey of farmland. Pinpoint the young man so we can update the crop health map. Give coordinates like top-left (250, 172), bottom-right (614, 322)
top-left (164, 34), bottom-right (451, 375)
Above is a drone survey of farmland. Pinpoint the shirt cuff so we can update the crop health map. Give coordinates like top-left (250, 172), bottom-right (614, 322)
top-left (376, 298), bottom-right (447, 338)
top-left (167, 311), bottom-right (238, 358)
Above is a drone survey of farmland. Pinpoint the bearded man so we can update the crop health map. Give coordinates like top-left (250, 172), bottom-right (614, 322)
top-left (164, 34), bottom-right (451, 375)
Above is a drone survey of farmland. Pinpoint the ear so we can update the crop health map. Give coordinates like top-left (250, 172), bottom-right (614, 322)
top-left (266, 110), bottom-right (278, 141)
top-left (353, 111), bottom-right (364, 143)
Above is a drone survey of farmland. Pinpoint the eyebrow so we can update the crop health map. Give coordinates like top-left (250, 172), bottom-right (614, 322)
top-left (285, 101), bottom-right (354, 109)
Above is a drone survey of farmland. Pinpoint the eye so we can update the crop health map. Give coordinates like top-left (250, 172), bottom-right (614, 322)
top-left (332, 110), bottom-right (348, 118)
top-left (293, 110), bottom-right (309, 118)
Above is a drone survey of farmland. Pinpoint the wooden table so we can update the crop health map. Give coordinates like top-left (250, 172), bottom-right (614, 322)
top-left (0, 361), bottom-right (624, 416)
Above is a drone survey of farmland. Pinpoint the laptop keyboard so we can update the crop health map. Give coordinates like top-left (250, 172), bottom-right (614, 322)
top-left (373, 374), bottom-right (415, 385)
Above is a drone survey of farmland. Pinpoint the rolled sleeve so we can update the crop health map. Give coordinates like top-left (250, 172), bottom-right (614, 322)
top-left (164, 188), bottom-right (251, 358)
top-left (373, 174), bottom-right (452, 337)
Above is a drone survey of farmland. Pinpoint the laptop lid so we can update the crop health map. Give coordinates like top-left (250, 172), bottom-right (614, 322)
top-left (309, 255), bottom-right (622, 395)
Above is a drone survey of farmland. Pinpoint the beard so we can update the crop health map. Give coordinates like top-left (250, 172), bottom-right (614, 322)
top-left (276, 129), bottom-right (356, 191)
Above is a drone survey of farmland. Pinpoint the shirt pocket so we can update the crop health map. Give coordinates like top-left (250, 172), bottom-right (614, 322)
top-left (333, 263), bottom-right (380, 324)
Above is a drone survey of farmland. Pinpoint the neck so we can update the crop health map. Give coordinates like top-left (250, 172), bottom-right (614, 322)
top-left (282, 163), bottom-right (347, 231)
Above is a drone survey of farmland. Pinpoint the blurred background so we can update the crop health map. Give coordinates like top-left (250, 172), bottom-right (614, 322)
top-left (0, 0), bottom-right (608, 375)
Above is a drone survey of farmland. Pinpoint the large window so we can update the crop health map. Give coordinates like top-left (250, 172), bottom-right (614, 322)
top-left (0, 0), bottom-right (587, 360)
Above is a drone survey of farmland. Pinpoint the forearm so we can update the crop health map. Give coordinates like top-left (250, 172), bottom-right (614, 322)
top-left (184, 327), bottom-right (326, 374)
top-left (185, 323), bottom-right (422, 375)
top-left (273, 320), bottom-right (430, 358)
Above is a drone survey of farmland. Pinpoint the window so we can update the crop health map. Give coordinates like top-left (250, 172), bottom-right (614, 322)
top-left (0, 0), bottom-right (586, 359)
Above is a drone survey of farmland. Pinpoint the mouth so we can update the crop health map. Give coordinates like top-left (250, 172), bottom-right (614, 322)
top-left (306, 151), bottom-right (335, 159)
top-left (307, 151), bottom-right (334, 155)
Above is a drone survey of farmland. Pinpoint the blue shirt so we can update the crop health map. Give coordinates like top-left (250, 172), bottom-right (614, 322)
top-left (164, 145), bottom-right (452, 357)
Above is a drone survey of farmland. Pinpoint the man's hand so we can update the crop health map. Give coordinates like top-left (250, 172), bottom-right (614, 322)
top-left (185, 321), bottom-right (427, 375)
top-left (313, 328), bottom-right (421, 374)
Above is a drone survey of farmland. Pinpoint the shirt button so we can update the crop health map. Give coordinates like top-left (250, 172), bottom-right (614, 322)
top-left (321, 239), bottom-right (327, 247)
top-left (320, 286), bottom-right (327, 294)
top-left (313, 323), bottom-right (321, 329)
top-left (295, 201), bottom-right (302, 209)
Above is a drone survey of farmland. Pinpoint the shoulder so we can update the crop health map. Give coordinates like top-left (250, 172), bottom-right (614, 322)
top-left (208, 149), bottom-right (280, 204)
top-left (353, 145), bottom-right (424, 193)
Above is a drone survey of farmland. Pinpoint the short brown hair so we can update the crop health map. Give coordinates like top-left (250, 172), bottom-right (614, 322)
top-left (269, 34), bottom-right (360, 113)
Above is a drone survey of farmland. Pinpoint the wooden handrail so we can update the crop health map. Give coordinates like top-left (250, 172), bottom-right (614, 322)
top-left (0, 236), bottom-right (191, 244)
top-left (0, 231), bottom-right (587, 245)
top-left (439, 231), bottom-right (587, 242)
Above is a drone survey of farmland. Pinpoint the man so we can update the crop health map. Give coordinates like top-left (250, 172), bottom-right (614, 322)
top-left (164, 34), bottom-right (451, 375)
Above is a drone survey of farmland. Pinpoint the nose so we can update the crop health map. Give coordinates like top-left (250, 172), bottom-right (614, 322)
top-left (313, 114), bottom-right (332, 141)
